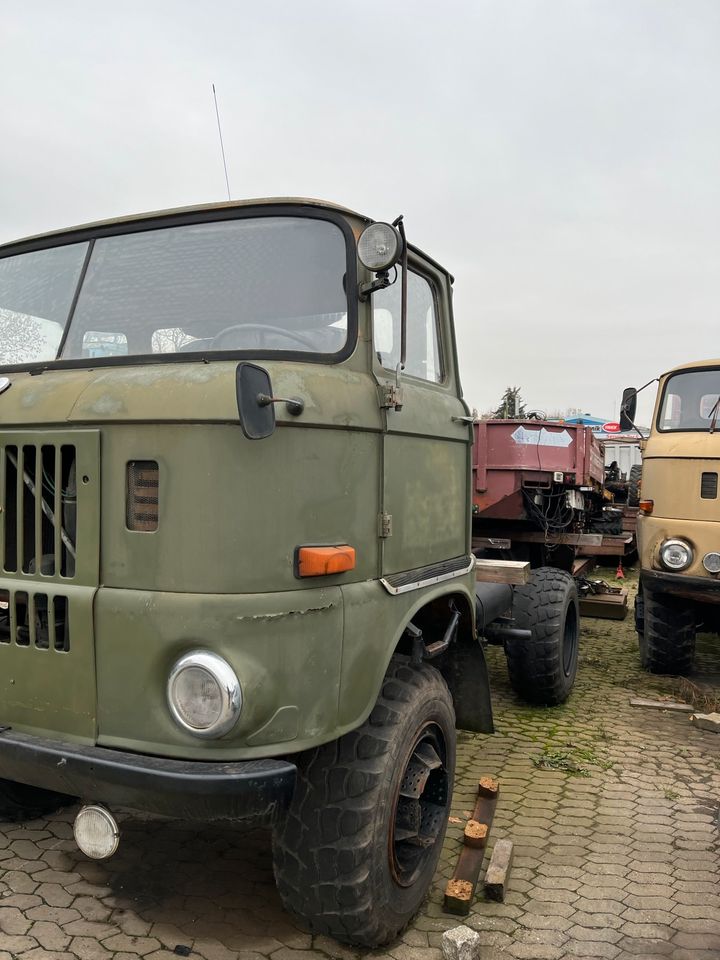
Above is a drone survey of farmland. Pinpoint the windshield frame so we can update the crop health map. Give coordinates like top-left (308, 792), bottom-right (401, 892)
top-left (0, 204), bottom-right (358, 373)
top-left (656, 365), bottom-right (720, 433)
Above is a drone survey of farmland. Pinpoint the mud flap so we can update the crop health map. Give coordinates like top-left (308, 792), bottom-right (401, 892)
top-left (439, 638), bottom-right (494, 734)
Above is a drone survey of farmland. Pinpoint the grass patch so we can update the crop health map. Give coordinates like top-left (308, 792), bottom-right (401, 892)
top-left (533, 741), bottom-right (614, 777)
top-left (664, 787), bottom-right (680, 801)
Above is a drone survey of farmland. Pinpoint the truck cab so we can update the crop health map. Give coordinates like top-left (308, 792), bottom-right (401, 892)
top-left (623, 359), bottom-right (720, 672)
top-left (0, 199), bottom-right (494, 946)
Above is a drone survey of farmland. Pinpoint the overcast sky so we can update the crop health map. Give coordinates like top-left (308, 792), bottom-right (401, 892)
top-left (2, 0), bottom-right (719, 424)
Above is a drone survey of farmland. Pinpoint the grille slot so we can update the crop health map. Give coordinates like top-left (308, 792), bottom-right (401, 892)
top-left (127, 461), bottom-right (159, 531)
top-left (701, 472), bottom-right (718, 499)
top-left (0, 589), bottom-right (70, 651)
top-left (2, 444), bottom-right (77, 578)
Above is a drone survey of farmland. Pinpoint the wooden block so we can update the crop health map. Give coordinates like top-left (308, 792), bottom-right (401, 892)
top-left (444, 878), bottom-right (474, 915)
top-left (475, 559), bottom-right (529, 585)
top-left (463, 820), bottom-right (488, 848)
top-left (484, 839), bottom-right (514, 902)
top-left (477, 776), bottom-right (499, 798)
top-left (579, 590), bottom-right (628, 621)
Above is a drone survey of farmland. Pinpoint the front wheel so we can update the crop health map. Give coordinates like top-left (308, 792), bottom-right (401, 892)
top-left (505, 567), bottom-right (580, 705)
top-left (272, 658), bottom-right (455, 947)
top-left (640, 589), bottom-right (696, 674)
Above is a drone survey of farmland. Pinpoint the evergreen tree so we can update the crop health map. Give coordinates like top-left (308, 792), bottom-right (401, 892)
top-left (492, 386), bottom-right (526, 419)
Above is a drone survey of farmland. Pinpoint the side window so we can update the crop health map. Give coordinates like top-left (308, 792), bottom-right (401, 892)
top-left (373, 271), bottom-right (443, 383)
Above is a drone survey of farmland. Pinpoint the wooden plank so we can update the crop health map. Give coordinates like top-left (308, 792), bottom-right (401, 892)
top-left (484, 839), bottom-right (514, 902)
top-left (578, 535), bottom-right (633, 557)
top-left (475, 529), bottom-right (602, 547)
top-left (630, 698), bottom-right (694, 713)
top-left (475, 559), bottom-right (529, 585)
top-left (572, 557), bottom-right (596, 577)
top-left (443, 777), bottom-right (499, 916)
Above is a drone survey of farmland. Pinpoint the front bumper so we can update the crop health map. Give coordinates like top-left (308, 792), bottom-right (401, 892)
top-left (0, 729), bottom-right (296, 822)
top-left (641, 569), bottom-right (720, 604)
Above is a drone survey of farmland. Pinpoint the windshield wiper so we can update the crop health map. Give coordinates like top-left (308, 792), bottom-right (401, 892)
top-left (709, 396), bottom-right (720, 434)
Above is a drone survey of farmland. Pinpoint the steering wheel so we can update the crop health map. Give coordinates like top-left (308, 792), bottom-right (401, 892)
top-left (210, 323), bottom-right (316, 351)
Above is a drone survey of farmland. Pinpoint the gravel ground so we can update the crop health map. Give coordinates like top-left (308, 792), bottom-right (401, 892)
top-left (1, 568), bottom-right (718, 960)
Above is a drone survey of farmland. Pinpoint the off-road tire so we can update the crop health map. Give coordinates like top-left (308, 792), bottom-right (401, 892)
top-left (505, 566), bottom-right (579, 705)
top-left (628, 464), bottom-right (642, 507)
top-left (640, 589), bottom-right (696, 674)
top-left (0, 779), bottom-right (73, 823)
top-left (272, 658), bottom-right (455, 947)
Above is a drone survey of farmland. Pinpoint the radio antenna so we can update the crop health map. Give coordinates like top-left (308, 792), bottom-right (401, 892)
top-left (212, 83), bottom-right (231, 201)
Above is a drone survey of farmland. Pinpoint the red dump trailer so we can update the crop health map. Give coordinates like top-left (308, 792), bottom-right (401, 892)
top-left (471, 419), bottom-right (627, 571)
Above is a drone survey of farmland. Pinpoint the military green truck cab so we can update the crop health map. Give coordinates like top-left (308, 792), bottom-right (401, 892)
top-left (0, 199), bottom-right (503, 945)
top-left (621, 360), bottom-right (720, 673)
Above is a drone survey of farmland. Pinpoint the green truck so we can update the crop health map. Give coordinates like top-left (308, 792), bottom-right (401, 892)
top-left (0, 199), bottom-right (578, 945)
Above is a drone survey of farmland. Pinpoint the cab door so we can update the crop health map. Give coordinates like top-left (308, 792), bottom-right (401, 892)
top-left (373, 256), bottom-right (473, 578)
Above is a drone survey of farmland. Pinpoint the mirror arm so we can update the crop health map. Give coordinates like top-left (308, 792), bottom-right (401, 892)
top-left (621, 377), bottom-right (659, 439)
top-left (257, 393), bottom-right (305, 416)
top-left (393, 215), bottom-right (408, 370)
top-left (358, 271), bottom-right (391, 302)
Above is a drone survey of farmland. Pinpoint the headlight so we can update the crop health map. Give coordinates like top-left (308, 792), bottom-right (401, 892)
top-left (167, 651), bottom-right (242, 738)
top-left (659, 539), bottom-right (693, 572)
top-left (703, 552), bottom-right (720, 574)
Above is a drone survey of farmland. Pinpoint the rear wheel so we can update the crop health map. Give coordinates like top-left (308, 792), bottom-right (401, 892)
top-left (272, 658), bottom-right (455, 947)
top-left (628, 464), bottom-right (642, 507)
top-left (505, 567), bottom-right (580, 705)
top-left (0, 780), bottom-right (73, 823)
top-left (641, 589), bottom-right (695, 674)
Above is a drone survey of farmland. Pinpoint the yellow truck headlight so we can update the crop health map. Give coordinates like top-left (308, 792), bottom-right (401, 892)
top-left (167, 651), bottom-right (242, 738)
top-left (659, 539), bottom-right (693, 572)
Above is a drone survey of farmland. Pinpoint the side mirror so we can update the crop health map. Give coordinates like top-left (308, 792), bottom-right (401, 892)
top-left (236, 363), bottom-right (276, 440)
top-left (620, 386), bottom-right (637, 432)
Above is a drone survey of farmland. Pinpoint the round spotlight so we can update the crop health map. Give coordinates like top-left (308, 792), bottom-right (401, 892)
top-left (702, 552), bottom-right (720, 574)
top-left (74, 805), bottom-right (119, 860)
top-left (167, 651), bottom-right (242, 738)
top-left (659, 538), bottom-right (693, 572)
top-left (357, 222), bottom-right (402, 272)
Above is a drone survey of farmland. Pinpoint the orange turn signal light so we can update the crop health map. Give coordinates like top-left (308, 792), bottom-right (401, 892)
top-left (639, 499), bottom-right (654, 515)
top-left (296, 545), bottom-right (356, 578)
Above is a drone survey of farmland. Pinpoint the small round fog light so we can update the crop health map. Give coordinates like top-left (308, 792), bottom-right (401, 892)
top-left (357, 222), bottom-right (402, 272)
top-left (74, 805), bottom-right (119, 860)
top-left (703, 552), bottom-right (720, 574)
top-left (660, 538), bottom-right (693, 571)
top-left (167, 651), bottom-right (241, 738)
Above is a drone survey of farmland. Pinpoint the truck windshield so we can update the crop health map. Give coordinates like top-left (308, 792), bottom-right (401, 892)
top-left (0, 216), bottom-right (350, 367)
top-left (658, 369), bottom-right (720, 431)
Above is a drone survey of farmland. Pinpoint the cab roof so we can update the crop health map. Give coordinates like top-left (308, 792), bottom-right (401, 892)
top-left (664, 358), bottom-right (720, 376)
top-left (0, 197), bottom-right (454, 283)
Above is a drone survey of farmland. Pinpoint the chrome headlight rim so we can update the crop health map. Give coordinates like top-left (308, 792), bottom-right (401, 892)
top-left (659, 538), bottom-right (694, 572)
top-left (167, 650), bottom-right (242, 739)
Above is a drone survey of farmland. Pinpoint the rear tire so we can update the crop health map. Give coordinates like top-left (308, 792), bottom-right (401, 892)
top-left (641, 589), bottom-right (695, 674)
top-left (505, 567), bottom-right (579, 705)
top-left (0, 779), bottom-right (73, 823)
top-left (272, 658), bottom-right (455, 947)
top-left (628, 464), bottom-right (642, 507)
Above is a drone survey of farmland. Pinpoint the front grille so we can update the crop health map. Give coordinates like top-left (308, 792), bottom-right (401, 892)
top-left (701, 472), bottom-right (718, 499)
top-left (2, 444), bottom-right (77, 578)
top-left (0, 588), bottom-right (69, 651)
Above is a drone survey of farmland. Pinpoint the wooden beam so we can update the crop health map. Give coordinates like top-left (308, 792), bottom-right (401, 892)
top-left (475, 559), bottom-right (530, 584)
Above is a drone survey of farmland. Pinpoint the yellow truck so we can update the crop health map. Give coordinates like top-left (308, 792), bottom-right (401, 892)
top-left (621, 360), bottom-right (720, 673)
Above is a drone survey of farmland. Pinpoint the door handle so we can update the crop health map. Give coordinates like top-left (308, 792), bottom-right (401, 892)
top-left (452, 416), bottom-right (476, 424)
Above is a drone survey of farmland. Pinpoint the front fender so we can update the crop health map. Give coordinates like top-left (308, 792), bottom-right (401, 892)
top-left (337, 573), bottom-right (493, 734)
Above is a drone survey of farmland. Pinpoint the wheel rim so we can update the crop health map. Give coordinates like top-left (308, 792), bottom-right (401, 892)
top-left (389, 721), bottom-right (450, 888)
top-left (563, 603), bottom-right (579, 676)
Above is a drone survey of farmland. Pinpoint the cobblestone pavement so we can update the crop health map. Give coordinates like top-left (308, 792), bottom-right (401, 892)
top-left (1, 571), bottom-right (719, 960)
